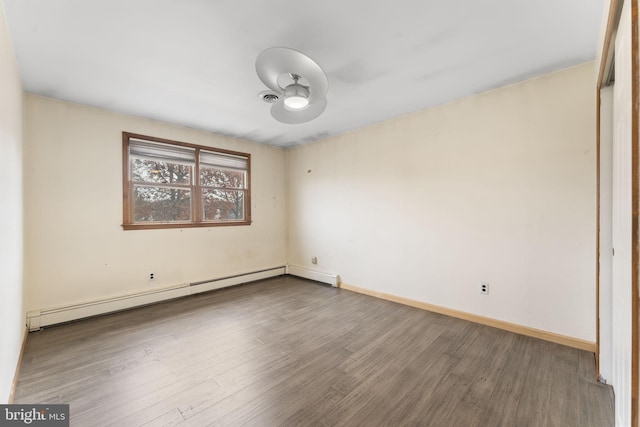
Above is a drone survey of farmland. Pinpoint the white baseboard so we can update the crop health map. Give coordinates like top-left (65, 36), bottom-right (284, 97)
top-left (27, 267), bottom-right (286, 330)
top-left (286, 265), bottom-right (340, 287)
top-left (9, 326), bottom-right (28, 403)
top-left (340, 282), bottom-right (596, 353)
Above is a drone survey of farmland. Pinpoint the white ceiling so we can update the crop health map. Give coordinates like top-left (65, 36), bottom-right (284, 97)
top-left (3, 0), bottom-right (604, 147)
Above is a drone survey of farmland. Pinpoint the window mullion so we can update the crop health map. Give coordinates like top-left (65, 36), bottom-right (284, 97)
top-left (127, 161), bottom-right (134, 225)
top-left (194, 148), bottom-right (202, 223)
top-left (131, 182), bottom-right (192, 190)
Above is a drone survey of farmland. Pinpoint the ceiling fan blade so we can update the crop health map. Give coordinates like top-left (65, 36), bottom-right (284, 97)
top-left (256, 47), bottom-right (328, 103)
top-left (271, 97), bottom-right (327, 124)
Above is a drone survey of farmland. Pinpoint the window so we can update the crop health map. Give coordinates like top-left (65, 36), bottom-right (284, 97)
top-left (122, 132), bottom-right (251, 230)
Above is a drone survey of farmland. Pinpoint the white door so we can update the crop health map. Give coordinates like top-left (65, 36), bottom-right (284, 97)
top-left (611, 0), bottom-right (633, 425)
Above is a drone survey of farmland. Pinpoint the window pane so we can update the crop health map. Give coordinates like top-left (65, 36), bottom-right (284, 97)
top-left (200, 167), bottom-right (245, 189)
top-left (131, 159), bottom-right (192, 184)
top-left (133, 186), bottom-right (191, 222)
top-left (202, 189), bottom-right (245, 221)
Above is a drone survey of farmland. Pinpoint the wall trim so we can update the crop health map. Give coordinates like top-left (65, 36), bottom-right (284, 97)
top-left (27, 267), bottom-right (286, 330)
top-left (8, 326), bottom-right (28, 404)
top-left (630, 1), bottom-right (639, 424)
top-left (339, 282), bottom-right (596, 353)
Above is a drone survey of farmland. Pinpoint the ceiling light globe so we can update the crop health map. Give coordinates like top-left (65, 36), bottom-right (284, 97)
top-left (283, 83), bottom-right (310, 110)
top-left (284, 95), bottom-right (309, 110)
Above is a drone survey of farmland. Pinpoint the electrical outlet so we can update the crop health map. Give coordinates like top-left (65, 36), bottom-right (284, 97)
top-left (479, 282), bottom-right (489, 295)
top-left (149, 273), bottom-right (155, 281)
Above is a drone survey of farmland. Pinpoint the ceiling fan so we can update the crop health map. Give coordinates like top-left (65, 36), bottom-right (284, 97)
top-left (255, 47), bottom-right (329, 124)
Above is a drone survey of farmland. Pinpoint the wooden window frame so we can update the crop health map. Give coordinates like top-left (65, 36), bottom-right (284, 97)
top-left (122, 132), bottom-right (251, 230)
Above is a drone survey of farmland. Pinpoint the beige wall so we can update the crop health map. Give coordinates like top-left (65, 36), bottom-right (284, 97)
top-left (0, 0), bottom-right (24, 403)
top-left (23, 95), bottom-right (287, 312)
top-left (287, 62), bottom-right (597, 341)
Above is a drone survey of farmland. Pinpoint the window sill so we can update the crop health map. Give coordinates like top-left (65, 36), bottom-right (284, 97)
top-left (122, 220), bottom-right (252, 230)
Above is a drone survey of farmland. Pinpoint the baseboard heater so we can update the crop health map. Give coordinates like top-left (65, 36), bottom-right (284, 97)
top-left (189, 267), bottom-right (287, 294)
top-left (27, 266), bottom-right (286, 331)
top-left (286, 265), bottom-right (340, 287)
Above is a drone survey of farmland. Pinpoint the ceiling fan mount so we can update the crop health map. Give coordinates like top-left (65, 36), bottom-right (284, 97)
top-left (255, 47), bottom-right (328, 124)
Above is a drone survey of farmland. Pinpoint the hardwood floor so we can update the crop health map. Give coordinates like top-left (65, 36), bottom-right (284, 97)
top-left (14, 276), bottom-right (614, 426)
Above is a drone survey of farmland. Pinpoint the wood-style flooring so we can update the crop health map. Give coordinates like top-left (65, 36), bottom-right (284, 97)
top-left (14, 276), bottom-right (614, 426)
